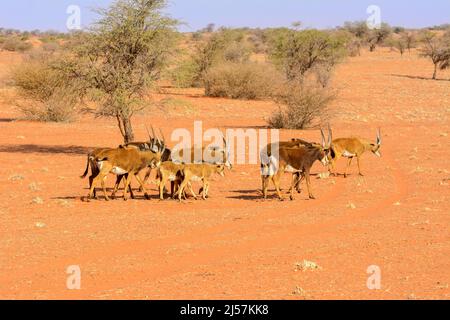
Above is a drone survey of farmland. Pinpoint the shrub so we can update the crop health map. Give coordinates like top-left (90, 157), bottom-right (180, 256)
top-left (12, 57), bottom-right (78, 122)
top-left (178, 28), bottom-right (253, 88)
top-left (268, 83), bottom-right (335, 129)
top-left (204, 62), bottom-right (282, 100)
top-left (171, 59), bottom-right (201, 88)
top-left (269, 29), bottom-right (346, 82)
top-left (223, 41), bottom-right (251, 63)
top-left (2, 37), bottom-right (32, 52)
top-left (42, 42), bottom-right (60, 53)
top-left (419, 31), bottom-right (450, 79)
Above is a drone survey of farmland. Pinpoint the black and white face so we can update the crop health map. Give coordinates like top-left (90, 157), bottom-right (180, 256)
top-left (320, 149), bottom-right (330, 166)
top-left (371, 144), bottom-right (381, 157)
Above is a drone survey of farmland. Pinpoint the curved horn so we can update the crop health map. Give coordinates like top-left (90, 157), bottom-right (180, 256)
top-left (327, 123), bottom-right (333, 147)
top-left (159, 128), bottom-right (166, 149)
top-left (151, 125), bottom-right (161, 146)
top-left (145, 125), bottom-right (152, 141)
top-left (320, 128), bottom-right (326, 148)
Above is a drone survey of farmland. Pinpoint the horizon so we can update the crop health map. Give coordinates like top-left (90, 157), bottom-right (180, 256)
top-left (0, 0), bottom-right (449, 33)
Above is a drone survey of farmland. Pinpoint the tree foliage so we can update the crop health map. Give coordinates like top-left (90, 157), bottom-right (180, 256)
top-left (64, 0), bottom-right (179, 143)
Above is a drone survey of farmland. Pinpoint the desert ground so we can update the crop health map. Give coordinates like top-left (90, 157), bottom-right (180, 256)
top-left (0, 48), bottom-right (449, 300)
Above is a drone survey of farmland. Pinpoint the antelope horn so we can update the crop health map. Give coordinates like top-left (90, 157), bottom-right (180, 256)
top-left (377, 128), bottom-right (382, 145)
top-left (320, 128), bottom-right (326, 148)
top-left (146, 125), bottom-right (152, 141)
top-left (159, 128), bottom-right (166, 148)
top-left (151, 125), bottom-right (161, 146)
top-left (328, 123), bottom-right (333, 146)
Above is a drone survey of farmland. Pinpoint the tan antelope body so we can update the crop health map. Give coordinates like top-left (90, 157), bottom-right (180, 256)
top-left (260, 130), bottom-right (332, 197)
top-left (329, 129), bottom-right (382, 178)
top-left (80, 147), bottom-right (115, 199)
top-left (87, 142), bottom-right (164, 201)
top-left (262, 144), bottom-right (330, 201)
top-left (156, 161), bottom-right (196, 200)
top-left (176, 163), bottom-right (226, 201)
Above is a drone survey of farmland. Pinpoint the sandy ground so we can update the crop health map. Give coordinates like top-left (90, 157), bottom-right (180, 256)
top-left (0, 49), bottom-right (449, 300)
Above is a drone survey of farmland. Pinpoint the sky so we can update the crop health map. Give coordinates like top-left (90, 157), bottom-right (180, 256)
top-left (0, 0), bottom-right (449, 32)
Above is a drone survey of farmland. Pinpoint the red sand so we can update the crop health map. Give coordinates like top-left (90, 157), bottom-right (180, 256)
top-left (0, 49), bottom-right (449, 299)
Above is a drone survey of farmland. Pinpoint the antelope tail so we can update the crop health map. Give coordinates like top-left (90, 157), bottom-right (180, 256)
top-left (80, 155), bottom-right (91, 179)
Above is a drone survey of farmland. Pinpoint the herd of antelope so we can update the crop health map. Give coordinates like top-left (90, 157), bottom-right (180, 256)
top-left (80, 126), bottom-right (382, 202)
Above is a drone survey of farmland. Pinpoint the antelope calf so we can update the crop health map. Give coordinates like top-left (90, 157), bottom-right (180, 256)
top-left (329, 128), bottom-right (382, 178)
top-left (156, 161), bottom-right (195, 200)
top-left (176, 164), bottom-right (226, 202)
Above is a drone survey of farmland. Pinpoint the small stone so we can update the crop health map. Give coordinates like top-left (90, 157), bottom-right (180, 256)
top-left (32, 197), bottom-right (44, 205)
top-left (29, 182), bottom-right (40, 192)
top-left (394, 202), bottom-right (401, 206)
top-left (318, 172), bottom-right (330, 179)
top-left (295, 260), bottom-right (322, 272)
top-left (17, 135), bottom-right (25, 140)
top-left (35, 222), bottom-right (46, 228)
top-left (347, 202), bottom-right (356, 209)
top-left (9, 174), bottom-right (24, 181)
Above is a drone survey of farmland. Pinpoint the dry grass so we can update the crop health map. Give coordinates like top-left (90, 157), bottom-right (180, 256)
top-left (204, 62), bottom-right (282, 100)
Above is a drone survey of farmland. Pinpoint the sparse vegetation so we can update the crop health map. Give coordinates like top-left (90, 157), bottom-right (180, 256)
top-left (343, 21), bottom-right (392, 52)
top-left (204, 62), bottom-right (282, 99)
top-left (269, 29), bottom-right (346, 82)
top-left (61, 0), bottom-right (179, 143)
top-left (12, 55), bottom-right (78, 122)
top-left (268, 83), bottom-right (335, 129)
top-left (419, 31), bottom-right (450, 79)
top-left (1, 37), bottom-right (32, 52)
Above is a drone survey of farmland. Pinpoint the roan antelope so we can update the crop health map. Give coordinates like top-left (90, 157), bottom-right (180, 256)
top-left (260, 134), bottom-right (329, 195)
top-left (80, 128), bottom-right (165, 199)
top-left (261, 130), bottom-right (332, 201)
top-left (328, 128), bottom-right (382, 178)
top-left (86, 139), bottom-right (165, 201)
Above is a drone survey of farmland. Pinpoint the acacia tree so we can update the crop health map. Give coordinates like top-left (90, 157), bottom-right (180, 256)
top-left (419, 31), bottom-right (450, 80)
top-left (366, 23), bottom-right (392, 52)
top-left (68, 0), bottom-right (178, 143)
top-left (270, 29), bottom-right (346, 82)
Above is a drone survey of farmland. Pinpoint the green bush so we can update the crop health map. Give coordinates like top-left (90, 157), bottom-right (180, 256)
top-left (171, 59), bottom-right (201, 88)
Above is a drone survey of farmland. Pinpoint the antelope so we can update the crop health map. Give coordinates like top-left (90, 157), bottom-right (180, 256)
top-left (156, 161), bottom-right (196, 200)
top-left (86, 139), bottom-right (165, 201)
top-left (260, 135), bottom-right (328, 195)
top-left (80, 128), bottom-right (163, 199)
top-left (261, 130), bottom-right (332, 201)
top-left (176, 163), bottom-right (226, 202)
top-left (328, 128), bottom-right (382, 178)
top-left (139, 132), bottom-right (232, 192)
top-left (171, 135), bottom-right (232, 169)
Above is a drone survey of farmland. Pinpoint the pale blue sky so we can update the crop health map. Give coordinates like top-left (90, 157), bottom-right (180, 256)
top-left (0, 0), bottom-right (449, 32)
